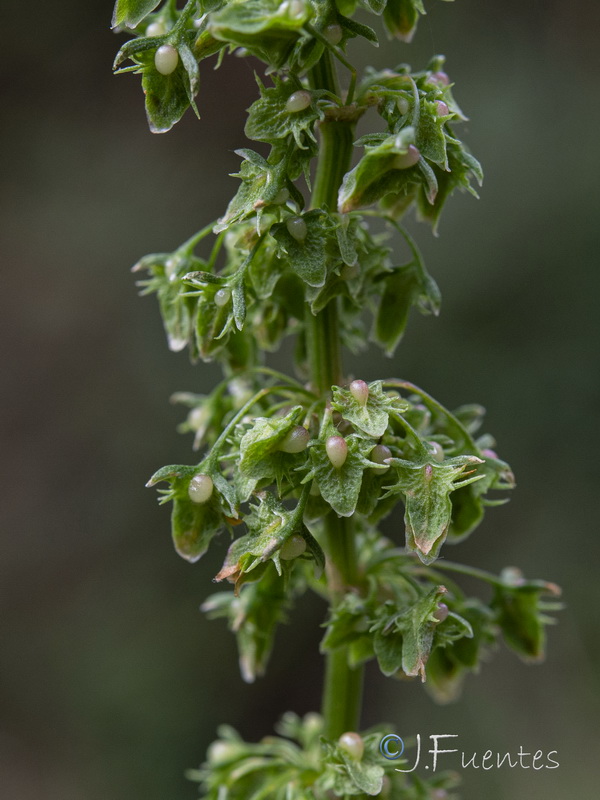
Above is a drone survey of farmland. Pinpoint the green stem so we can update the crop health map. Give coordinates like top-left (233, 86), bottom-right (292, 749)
top-left (306, 52), bottom-right (364, 740)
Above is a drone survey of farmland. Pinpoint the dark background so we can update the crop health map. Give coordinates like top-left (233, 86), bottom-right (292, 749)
top-left (2, 1), bottom-right (599, 797)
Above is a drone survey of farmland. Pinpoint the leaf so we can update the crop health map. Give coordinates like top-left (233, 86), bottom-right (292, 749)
top-left (360, 0), bottom-right (386, 13)
top-left (171, 495), bottom-right (223, 562)
top-left (332, 380), bottom-right (408, 438)
top-left (373, 628), bottom-right (404, 676)
top-left (146, 461), bottom-right (237, 562)
top-left (214, 491), bottom-right (321, 587)
top-left (386, 453), bottom-right (484, 563)
top-left (305, 414), bottom-right (378, 517)
top-left (141, 47), bottom-right (197, 133)
top-left (338, 128), bottom-right (424, 213)
top-left (202, 564), bottom-right (291, 682)
top-left (112, 0), bottom-right (161, 29)
top-left (374, 259), bottom-right (440, 355)
top-left (215, 149), bottom-right (287, 233)
top-left (417, 140), bottom-right (483, 232)
top-left (238, 406), bottom-right (307, 498)
top-left (245, 75), bottom-right (323, 147)
top-left (491, 578), bottom-right (561, 663)
top-left (373, 586), bottom-right (448, 680)
top-left (209, 0), bottom-right (312, 67)
top-left (383, 0), bottom-right (424, 43)
top-left (271, 210), bottom-right (335, 288)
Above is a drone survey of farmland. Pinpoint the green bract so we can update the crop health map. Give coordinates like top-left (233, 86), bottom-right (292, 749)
top-left (113, 1), bottom-right (561, 797)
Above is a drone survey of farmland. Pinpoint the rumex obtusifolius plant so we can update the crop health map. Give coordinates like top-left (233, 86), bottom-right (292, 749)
top-left (112, 1), bottom-right (562, 796)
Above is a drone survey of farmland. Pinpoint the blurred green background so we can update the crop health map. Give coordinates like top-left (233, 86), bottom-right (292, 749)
top-left (2, 1), bottom-right (599, 797)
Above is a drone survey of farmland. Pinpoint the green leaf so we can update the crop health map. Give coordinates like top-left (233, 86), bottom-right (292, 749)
top-left (374, 260), bottom-right (441, 355)
top-left (386, 453), bottom-right (484, 563)
top-left (305, 413), bottom-right (379, 517)
top-left (171, 495), bottom-right (223, 562)
top-left (214, 491), bottom-right (321, 587)
top-left (237, 406), bottom-right (307, 498)
top-left (215, 149), bottom-right (287, 233)
top-left (332, 380), bottom-right (408, 438)
top-left (146, 461), bottom-right (236, 562)
top-left (245, 75), bottom-right (323, 147)
top-left (209, 0), bottom-right (311, 67)
top-left (338, 128), bottom-right (425, 213)
top-left (491, 577), bottom-right (561, 663)
top-left (202, 563), bottom-right (292, 682)
top-left (373, 586), bottom-right (448, 679)
top-left (383, 0), bottom-right (424, 43)
top-left (360, 0), bottom-right (386, 13)
top-left (373, 628), bottom-right (404, 676)
top-left (141, 45), bottom-right (198, 133)
top-left (320, 734), bottom-right (384, 796)
top-left (112, 0), bottom-right (161, 29)
top-left (417, 140), bottom-right (483, 231)
top-left (271, 210), bottom-right (335, 288)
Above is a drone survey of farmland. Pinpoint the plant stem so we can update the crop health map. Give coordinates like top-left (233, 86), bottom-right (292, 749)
top-left (306, 52), bottom-right (364, 740)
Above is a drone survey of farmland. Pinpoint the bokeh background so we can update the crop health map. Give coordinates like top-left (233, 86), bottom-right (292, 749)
top-left (2, 1), bottom-right (599, 797)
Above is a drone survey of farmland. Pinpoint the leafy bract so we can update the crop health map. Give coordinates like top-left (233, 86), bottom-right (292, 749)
top-left (386, 452), bottom-right (484, 563)
top-left (331, 380), bottom-right (408, 438)
top-left (112, 0), bottom-right (161, 29)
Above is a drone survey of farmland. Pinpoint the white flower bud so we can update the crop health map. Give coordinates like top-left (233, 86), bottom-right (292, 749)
top-left (154, 44), bottom-right (179, 76)
top-left (188, 474), bottom-right (213, 504)
top-left (146, 21), bottom-right (167, 37)
top-left (397, 96), bottom-right (410, 115)
top-left (393, 145), bottom-right (420, 169)
top-left (349, 379), bottom-right (369, 406)
top-left (340, 262), bottom-right (360, 280)
top-left (273, 188), bottom-right (290, 205)
top-left (286, 216), bottom-right (308, 241)
top-left (433, 602), bottom-right (449, 622)
top-left (214, 288), bottom-right (231, 307)
top-left (429, 71), bottom-right (450, 86)
top-left (428, 441), bottom-right (445, 462)
top-left (326, 435), bottom-right (348, 469)
top-left (436, 100), bottom-right (450, 116)
top-left (280, 534), bottom-right (307, 560)
top-left (279, 426), bottom-right (310, 453)
top-left (338, 731), bottom-right (364, 760)
top-left (324, 23), bottom-right (343, 45)
top-left (370, 444), bottom-right (391, 469)
top-left (285, 90), bottom-right (312, 113)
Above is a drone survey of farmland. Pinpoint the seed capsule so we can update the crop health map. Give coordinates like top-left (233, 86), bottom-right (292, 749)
top-left (393, 145), bottom-right (420, 169)
top-left (397, 96), bottom-right (410, 115)
top-left (286, 216), bottom-right (308, 241)
top-left (370, 444), bottom-right (391, 468)
top-left (279, 426), bottom-right (310, 453)
top-left (146, 21), bottom-right (166, 37)
top-left (433, 603), bottom-right (449, 622)
top-left (280, 534), bottom-right (307, 560)
top-left (155, 44), bottom-right (179, 75)
top-left (188, 474), bottom-right (213, 504)
top-left (285, 90), bottom-right (312, 113)
top-left (273, 188), bottom-right (289, 205)
top-left (324, 23), bottom-right (343, 45)
top-left (338, 732), bottom-right (364, 761)
top-left (349, 379), bottom-right (369, 406)
top-left (436, 100), bottom-right (450, 116)
top-left (207, 740), bottom-right (240, 763)
top-left (429, 71), bottom-right (450, 86)
top-left (428, 441), bottom-right (445, 462)
top-left (280, 0), bottom-right (306, 18)
top-left (340, 262), bottom-right (360, 280)
top-left (326, 435), bottom-right (348, 469)
top-left (214, 288), bottom-right (231, 307)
